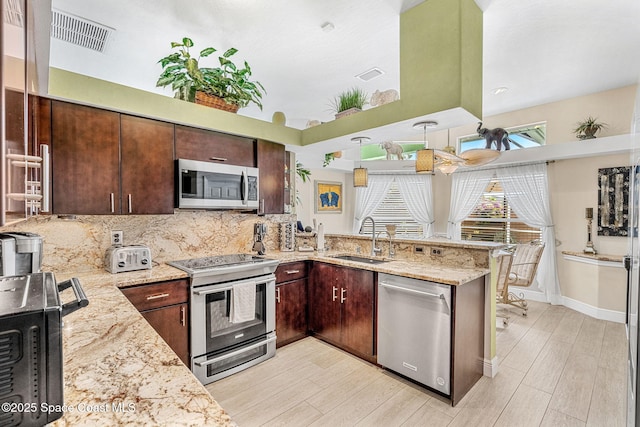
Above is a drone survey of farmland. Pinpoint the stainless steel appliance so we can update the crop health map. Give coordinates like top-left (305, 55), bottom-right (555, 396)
top-left (104, 244), bottom-right (152, 273)
top-left (0, 272), bottom-right (89, 427)
top-left (167, 254), bottom-right (279, 385)
top-left (0, 232), bottom-right (43, 277)
top-left (628, 160), bottom-right (640, 426)
top-left (377, 272), bottom-right (452, 395)
top-left (176, 159), bottom-right (259, 210)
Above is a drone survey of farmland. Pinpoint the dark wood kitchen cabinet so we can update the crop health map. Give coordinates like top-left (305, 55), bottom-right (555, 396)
top-left (274, 261), bottom-right (308, 347)
top-left (51, 101), bottom-right (174, 214)
top-left (310, 262), bottom-right (375, 361)
top-left (257, 140), bottom-right (285, 214)
top-left (120, 114), bottom-right (174, 214)
top-left (52, 101), bottom-right (120, 214)
top-left (175, 125), bottom-right (255, 167)
top-left (121, 279), bottom-right (190, 366)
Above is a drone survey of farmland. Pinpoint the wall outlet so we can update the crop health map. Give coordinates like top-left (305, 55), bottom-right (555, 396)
top-left (431, 247), bottom-right (443, 256)
top-left (414, 245), bottom-right (425, 254)
top-left (111, 230), bottom-right (124, 246)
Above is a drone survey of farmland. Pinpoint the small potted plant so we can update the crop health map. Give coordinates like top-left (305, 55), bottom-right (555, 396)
top-left (574, 116), bottom-right (607, 140)
top-left (330, 87), bottom-right (368, 119)
top-left (156, 37), bottom-right (265, 112)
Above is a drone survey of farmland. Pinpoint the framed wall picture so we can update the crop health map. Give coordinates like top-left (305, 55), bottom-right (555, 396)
top-left (315, 180), bottom-right (342, 213)
top-left (598, 166), bottom-right (630, 236)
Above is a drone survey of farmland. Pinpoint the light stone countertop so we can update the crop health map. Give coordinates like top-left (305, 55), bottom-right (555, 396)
top-left (48, 249), bottom-right (489, 425)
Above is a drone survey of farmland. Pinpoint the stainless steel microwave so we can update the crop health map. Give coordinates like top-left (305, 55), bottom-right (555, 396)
top-left (176, 159), bottom-right (259, 210)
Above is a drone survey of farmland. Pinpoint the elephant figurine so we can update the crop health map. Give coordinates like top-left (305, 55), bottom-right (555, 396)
top-left (477, 121), bottom-right (511, 151)
top-left (380, 141), bottom-right (405, 160)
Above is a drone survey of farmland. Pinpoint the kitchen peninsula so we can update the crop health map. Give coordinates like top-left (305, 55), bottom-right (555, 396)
top-left (46, 235), bottom-right (497, 425)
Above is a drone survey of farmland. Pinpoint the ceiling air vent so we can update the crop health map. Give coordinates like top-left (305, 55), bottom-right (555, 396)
top-left (355, 67), bottom-right (384, 82)
top-left (3, 0), bottom-right (24, 27)
top-left (51, 9), bottom-right (114, 53)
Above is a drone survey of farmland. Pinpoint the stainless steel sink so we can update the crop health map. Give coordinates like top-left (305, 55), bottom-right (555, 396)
top-left (330, 255), bottom-right (388, 264)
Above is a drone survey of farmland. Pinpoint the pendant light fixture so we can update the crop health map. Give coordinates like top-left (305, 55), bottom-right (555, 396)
top-left (351, 136), bottom-right (370, 187)
top-left (413, 121), bottom-right (438, 174)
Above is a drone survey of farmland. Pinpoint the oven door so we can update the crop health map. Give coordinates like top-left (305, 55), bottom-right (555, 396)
top-left (191, 275), bottom-right (275, 358)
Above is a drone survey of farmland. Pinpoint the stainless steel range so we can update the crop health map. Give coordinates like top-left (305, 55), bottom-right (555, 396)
top-left (168, 254), bottom-right (279, 385)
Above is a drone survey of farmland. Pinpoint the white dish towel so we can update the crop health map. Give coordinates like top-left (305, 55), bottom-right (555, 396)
top-left (230, 281), bottom-right (256, 323)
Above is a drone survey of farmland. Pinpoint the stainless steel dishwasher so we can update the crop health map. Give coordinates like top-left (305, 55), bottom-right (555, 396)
top-left (377, 272), bottom-right (452, 395)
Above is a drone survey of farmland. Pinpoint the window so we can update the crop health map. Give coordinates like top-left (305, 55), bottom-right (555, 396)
top-left (458, 122), bottom-right (546, 154)
top-left (461, 180), bottom-right (542, 243)
top-left (359, 181), bottom-right (424, 238)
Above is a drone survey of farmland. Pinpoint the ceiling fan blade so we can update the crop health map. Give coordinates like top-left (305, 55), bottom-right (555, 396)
top-left (434, 149), bottom-right (465, 164)
top-left (459, 149), bottom-right (501, 166)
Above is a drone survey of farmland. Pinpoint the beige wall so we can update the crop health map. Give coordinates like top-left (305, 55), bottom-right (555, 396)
top-left (551, 155), bottom-right (629, 312)
top-left (295, 168), bottom-right (354, 234)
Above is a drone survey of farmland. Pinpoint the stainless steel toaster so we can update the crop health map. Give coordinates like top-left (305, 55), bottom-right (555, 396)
top-left (105, 245), bottom-right (152, 273)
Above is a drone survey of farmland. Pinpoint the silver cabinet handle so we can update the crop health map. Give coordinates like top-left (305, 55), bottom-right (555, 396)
top-left (332, 286), bottom-right (338, 302)
top-left (110, 193), bottom-right (115, 213)
top-left (128, 194), bottom-right (132, 213)
top-left (209, 157), bottom-right (227, 162)
top-left (340, 288), bottom-right (346, 304)
top-left (276, 287), bottom-right (281, 303)
top-left (379, 282), bottom-right (445, 299)
top-left (146, 293), bottom-right (170, 300)
top-left (285, 270), bottom-right (300, 274)
top-left (180, 306), bottom-right (186, 326)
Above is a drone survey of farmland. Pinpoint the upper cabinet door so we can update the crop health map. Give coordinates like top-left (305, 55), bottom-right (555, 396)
top-left (175, 125), bottom-right (255, 167)
top-left (257, 140), bottom-right (285, 215)
top-left (121, 115), bottom-right (174, 214)
top-left (52, 101), bottom-right (120, 214)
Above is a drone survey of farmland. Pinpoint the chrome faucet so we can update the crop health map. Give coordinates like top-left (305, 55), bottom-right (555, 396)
top-left (359, 216), bottom-right (382, 257)
top-left (377, 231), bottom-right (395, 258)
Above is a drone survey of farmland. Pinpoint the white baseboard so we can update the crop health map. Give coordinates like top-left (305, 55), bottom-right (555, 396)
top-left (517, 289), bottom-right (626, 323)
top-left (483, 357), bottom-right (499, 378)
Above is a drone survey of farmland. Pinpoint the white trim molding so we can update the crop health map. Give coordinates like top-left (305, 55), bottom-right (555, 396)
top-left (562, 253), bottom-right (624, 269)
top-left (483, 357), bottom-right (499, 378)
top-left (517, 288), bottom-right (626, 323)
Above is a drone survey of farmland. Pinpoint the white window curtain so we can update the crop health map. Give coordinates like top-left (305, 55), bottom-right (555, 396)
top-left (395, 174), bottom-right (435, 238)
top-left (497, 163), bottom-right (561, 304)
top-left (352, 175), bottom-right (394, 233)
top-left (447, 169), bottom-right (495, 240)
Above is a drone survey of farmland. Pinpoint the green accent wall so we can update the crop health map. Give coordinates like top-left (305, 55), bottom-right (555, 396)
top-left (48, 0), bottom-right (483, 147)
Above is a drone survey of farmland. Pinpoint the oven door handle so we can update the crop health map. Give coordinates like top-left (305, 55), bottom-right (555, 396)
top-left (194, 336), bottom-right (277, 367)
top-left (192, 276), bottom-right (273, 295)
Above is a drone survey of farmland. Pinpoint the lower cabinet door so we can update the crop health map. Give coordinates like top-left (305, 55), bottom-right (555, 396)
top-left (310, 263), bottom-right (341, 344)
top-left (275, 278), bottom-right (308, 347)
top-left (142, 303), bottom-right (189, 366)
top-left (340, 268), bottom-right (375, 357)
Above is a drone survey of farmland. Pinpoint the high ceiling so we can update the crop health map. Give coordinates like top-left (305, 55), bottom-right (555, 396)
top-left (48, 0), bottom-right (640, 133)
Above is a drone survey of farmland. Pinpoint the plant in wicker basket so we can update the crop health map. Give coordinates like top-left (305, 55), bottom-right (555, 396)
top-left (156, 37), bottom-right (265, 112)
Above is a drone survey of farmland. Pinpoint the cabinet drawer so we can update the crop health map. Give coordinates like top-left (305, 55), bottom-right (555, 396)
top-left (121, 279), bottom-right (189, 311)
top-left (275, 261), bottom-right (308, 283)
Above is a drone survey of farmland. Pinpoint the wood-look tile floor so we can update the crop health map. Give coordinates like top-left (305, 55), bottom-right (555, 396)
top-left (205, 301), bottom-right (627, 426)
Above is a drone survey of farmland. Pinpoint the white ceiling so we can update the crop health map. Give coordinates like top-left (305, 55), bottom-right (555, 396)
top-left (49, 0), bottom-right (640, 135)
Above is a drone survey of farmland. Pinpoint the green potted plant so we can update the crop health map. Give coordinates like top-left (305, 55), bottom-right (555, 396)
top-left (156, 37), bottom-right (265, 112)
top-left (330, 87), bottom-right (368, 119)
top-left (574, 116), bottom-right (607, 140)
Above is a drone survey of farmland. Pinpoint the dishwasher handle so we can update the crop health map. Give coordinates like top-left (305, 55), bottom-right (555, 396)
top-left (379, 281), bottom-right (445, 300)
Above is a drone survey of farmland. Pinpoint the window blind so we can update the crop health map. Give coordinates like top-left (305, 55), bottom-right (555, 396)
top-left (461, 180), bottom-right (542, 243)
top-left (359, 182), bottom-right (424, 238)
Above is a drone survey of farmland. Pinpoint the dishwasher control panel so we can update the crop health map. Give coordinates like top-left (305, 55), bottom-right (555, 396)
top-left (105, 245), bottom-right (152, 273)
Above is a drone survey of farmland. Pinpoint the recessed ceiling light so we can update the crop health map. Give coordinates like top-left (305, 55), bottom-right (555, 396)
top-left (491, 86), bottom-right (509, 95)
top-left (356, 67), bottom-right (384, 82)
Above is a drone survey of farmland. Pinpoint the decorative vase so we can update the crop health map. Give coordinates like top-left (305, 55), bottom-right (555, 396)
top-left (272, 111), bottom-right (286, 125)
top-left (194, 91), bottom-right (239, 113)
